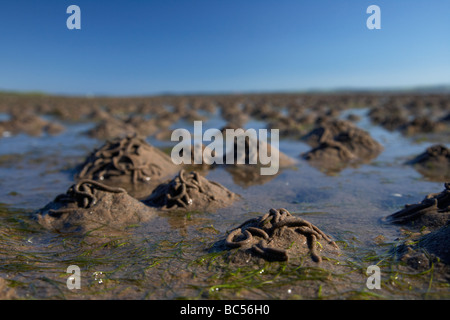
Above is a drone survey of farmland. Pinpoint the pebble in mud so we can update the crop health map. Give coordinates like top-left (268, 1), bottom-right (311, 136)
top-left (75, 134), bottom-right (179, 199)
top-left (406, 144), bottom-right (450, 181)
top-left (385, 183), bottom-right (450, 230)
top-left (34, 179), bottom-right (156, 232)
top-left (217, 208), bottom-right (339, 263)
top-left (144, 169), bottom-right (238, 211)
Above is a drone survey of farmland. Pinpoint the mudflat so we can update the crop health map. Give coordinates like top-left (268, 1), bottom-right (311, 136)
top-left (0, 92), bottom-right (449, 300)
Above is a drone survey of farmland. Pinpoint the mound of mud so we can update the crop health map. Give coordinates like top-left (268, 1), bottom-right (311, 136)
top-left (145, 169), bottom-right (238, 211)
top-left (266, 116), bottom-right (310, 139)
top-left (302, 139), bottom-right (357, 172)
top-left (0, 112), bottom-right (64, 137)
top-left (34, 179), bottom-right (156, 232)
top-left (302, 119), bottom-right (355, 147)
top-left (221, 125), bottom-right (296, 166)
top-left (224, 165), bottom-right (280, 187)
top-left (87, 117), bottom-right (136, 140)
top-left (333, 128), bottom-right (384, 159)
top-left (87, 116), bottom-right (158, 140)
top-left (216, 208), bottom-right (339, 263)
top-left (400, 117), bottom-right (447, 136)
top-left (346, 114), bottom-right (361, 122)
top-left (418, 225), bottom-right (450, 265)
top-left (385, 183), bottom-right (450, 229)
top-left (368, 105), bottom-right (409, 131)
top-left (406, 144), bottom-right (450, 181)
top-left (125, 116), bottom-right (159, 137)
top-left (301, 119), bottom-right (383, 172)
top-left (178, 143), bottom-right (217, 172)
top-left (76, 135), bottom-right (178, 198)
top-left (392, 225), bottom-right (450, 274)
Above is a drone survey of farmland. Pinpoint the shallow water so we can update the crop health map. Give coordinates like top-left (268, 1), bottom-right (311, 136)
top-left (0, 108), bottom-right (449, 300)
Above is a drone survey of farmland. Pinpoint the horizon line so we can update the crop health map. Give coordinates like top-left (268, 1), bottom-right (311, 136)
top-left (1, 83), bottom-right (450, 98)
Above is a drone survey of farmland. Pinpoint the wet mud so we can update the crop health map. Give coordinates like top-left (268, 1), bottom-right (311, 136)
top-left (0, 111), bottom-right (64, 138)
top-left (34, 179), bottom-right (156, 232)
top-left (406, 145), bottom-right (450, 181)
top-left (145, 169), bottom-right (238, 211)
top-left (87, 116), bottom-right (159, 140)
top-left (301, 119), bottom-right (383, 174)
top-left (214, 208), bottom-right (339, 263)
top-left (75, 135), bottom-right (178, 199)
top-left (385, 183), bottom-right (450, 230)
top-left (385, 183), bottom-right (450, 278)
top-left (0, 91), bottom-right (449, 300)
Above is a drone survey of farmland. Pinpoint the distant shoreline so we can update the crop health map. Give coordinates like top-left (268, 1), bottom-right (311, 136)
top-left (1, 84), bottom-right (450, 98)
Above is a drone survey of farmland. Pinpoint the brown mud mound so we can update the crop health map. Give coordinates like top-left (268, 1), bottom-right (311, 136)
top-left (144, 169), bottom-right (238, 211)
top-left (303, 119), bottom-right (383, 158)
top-left (368, 96), bottom-right (450, 137)
top-left (418, 225), bottom-right (450, 265)
top-left (385, 183), bottom-right (450, 229)
top-left (0, 112), bottom-right (64, 137)
top-left (301, 120), bottom-right (383, 173)
top-left (302, 119), bottom-right (355, 147)
top-left (87, 116), bottom-right (158, 140)
top-left (400, 116), bottom-right (447, 136)
top-left (34, 179), bottom-right (156, 232)
top-left (333, 128), bottom-right (384, 159)
top-left (224, 165), bottom-right (280, 187)
top-left (302, 139), bottom-right (357, 173)
top-left (368, 104), bottom-right (409, 131)
top-left (124, 116), bottom-right (159, 137)
top-left (266, 116), bottom-right (311, 139)
top-left (216, 208), bottom-right (339, 263)
top-left (393, 225), bottom-right (450, 275)
top-left (87, 117), bottom-right (136, 140)
top-left (220, 125), bottom-right (296, 184)
top-left (75, 135), bottom-right (178, 199)
top-left (346, 113), bottom-right (361, 122)
top-left (406, 144), bottom-right (450, 181)
top-left (179, 143), bottom-right (217, 173)
top-left (221, 124), bottom-right (296, 168)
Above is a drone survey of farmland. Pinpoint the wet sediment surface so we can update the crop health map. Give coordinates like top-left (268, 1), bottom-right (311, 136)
top-left (0, 93), bottom-right (449, 299)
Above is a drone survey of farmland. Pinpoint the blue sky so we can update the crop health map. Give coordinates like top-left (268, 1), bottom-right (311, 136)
top-left (0, 0), bottom-right (449, 95)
